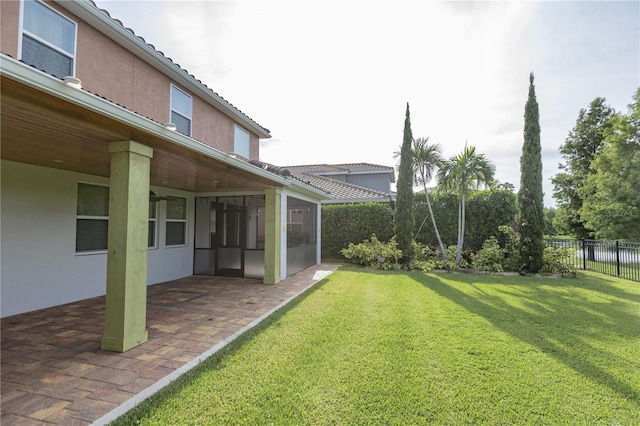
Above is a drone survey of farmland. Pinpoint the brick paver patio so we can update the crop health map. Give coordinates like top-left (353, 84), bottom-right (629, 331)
top-left (1, 264), bottom-right (339, 425)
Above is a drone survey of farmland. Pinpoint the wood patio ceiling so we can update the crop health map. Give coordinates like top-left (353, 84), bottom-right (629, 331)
top-left (0, 77), bottom-right (279, 193)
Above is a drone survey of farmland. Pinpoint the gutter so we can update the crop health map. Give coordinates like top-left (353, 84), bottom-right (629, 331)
top-left (59, 0), bottom-right (271, 139)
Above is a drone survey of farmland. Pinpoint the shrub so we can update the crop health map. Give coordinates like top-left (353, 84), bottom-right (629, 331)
top-left (541, 246), bottom-right (577, 274)
top-left (473, 236), bottom-right (505, 272)
top-left (498, 225), bottom-right (523, 271)
top-left (410, 241), bottom-right (440, 271)
top-left (431, 245), bottom-right (470, 270)
top-left (340, 234), bottom-right (402, 270)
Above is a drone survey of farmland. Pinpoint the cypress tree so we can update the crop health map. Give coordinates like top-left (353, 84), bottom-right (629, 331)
top-left (518, 72), bottom-right (545, 272)
top-left (395, 103), bottom-right (415, 258)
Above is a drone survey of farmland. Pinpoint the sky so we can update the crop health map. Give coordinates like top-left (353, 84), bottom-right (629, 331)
top-left (94, 0), bottom-right (640, 206)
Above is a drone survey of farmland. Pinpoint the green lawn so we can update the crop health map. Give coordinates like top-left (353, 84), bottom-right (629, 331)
top-left (112, 265), bottom-right (640, 425)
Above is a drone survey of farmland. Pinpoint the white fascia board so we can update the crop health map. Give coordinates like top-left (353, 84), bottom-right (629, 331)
top-left (0, 55), bottom-right (288, 186)
top-left (59, 0), bottom-right (271, 139)
top-left (346, 169), bottom-right (396, 183)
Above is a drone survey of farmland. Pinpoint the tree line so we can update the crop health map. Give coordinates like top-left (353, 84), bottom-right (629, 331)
top-left (552, 88), bottom-right (640, 241)
top-left (394, 74), bottom-right (545, 272)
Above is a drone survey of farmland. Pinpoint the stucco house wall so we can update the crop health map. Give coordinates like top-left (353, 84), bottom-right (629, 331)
top-left (0, 160), bottom-right (195, 317)
top-left (346, 173), bottom-right (392, 193)
top-left (0, 0), bottom-right (259, 159)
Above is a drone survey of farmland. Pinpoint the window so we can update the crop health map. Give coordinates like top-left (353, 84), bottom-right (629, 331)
top-left (170, 85), bottom-right (192, 136)
top-left (76, 183), bottom-right (109, 253)
top-left (148, 200), bottom-right (157, 248)
top-left (20, 0), bottom-right (76, 79)
top-left (233, 125), bottom-right (250, 158)
top-left (166, 196), bottom-right (187, 246)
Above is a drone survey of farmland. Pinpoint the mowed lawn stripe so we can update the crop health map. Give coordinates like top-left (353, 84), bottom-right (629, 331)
top-left (113, 266), bottom-right (640, 425)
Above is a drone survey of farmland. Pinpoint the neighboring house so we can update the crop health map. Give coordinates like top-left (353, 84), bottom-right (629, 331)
top-left (0, 0), bottom-right (326, 352)
top-left (285, 163), bottom-right (395, 204)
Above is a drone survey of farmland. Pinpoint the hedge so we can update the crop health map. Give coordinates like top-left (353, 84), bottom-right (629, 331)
top-left (321, 188), bottom-right (517, 261)
top-left (321, 203), bottom-right (394, 260)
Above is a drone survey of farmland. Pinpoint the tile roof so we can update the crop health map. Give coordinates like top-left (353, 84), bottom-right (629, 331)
top-left (286, 170), bottom-right (393, 204)
top-left (285, 163), bottom-right (395, 175)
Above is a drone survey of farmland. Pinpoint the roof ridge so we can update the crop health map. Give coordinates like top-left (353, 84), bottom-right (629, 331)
top-left (284, 162), bottom-right (393, 170)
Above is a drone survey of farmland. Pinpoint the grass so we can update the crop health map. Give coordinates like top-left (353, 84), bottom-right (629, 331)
top-left (112, 265), bottom-right (640, 425)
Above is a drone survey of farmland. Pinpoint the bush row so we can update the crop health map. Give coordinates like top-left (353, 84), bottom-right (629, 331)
top-left (321, 188), bottom-right (517, 260)
top-left (342, 227), bottom-right (576, 274)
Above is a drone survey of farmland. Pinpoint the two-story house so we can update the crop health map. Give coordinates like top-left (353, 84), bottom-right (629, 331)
top-left (0, 0), bottom-right (326, 352)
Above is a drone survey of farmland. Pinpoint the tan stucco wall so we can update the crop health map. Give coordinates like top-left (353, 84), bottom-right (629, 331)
top-left (1, 0), bottom-right (262, 160)
top-left (1, 0), bottom-right (21, 57)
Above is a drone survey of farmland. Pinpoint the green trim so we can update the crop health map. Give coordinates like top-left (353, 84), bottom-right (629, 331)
top-left (263, 188), bottom-right (281, 284)
top-left (102, 140), bottom-right (153, 352)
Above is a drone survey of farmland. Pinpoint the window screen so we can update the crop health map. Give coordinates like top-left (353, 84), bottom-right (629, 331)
top-left (234, 125), bottom-right (250, 158)
top-left (21, 0), bottom-right (76, 78)
top-left (166, 196), bottom-right (187, 246)
top-left (76, 183), bottom-right (109, 252)
top-left (170, 86), bottom-right (192, 136)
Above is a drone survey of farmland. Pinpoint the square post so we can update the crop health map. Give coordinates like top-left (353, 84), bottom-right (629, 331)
top-left (101, 141), bottom-right (153, 352)
top-left (263, 188), bottom-right (281, 284)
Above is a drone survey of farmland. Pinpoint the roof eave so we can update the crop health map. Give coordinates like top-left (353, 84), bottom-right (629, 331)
top-left (59, 0), bottom-right (271, 139)
top-left (288, 179), bottom-right (331, 200)
top-left (0, 55), bottom-right (286, 186)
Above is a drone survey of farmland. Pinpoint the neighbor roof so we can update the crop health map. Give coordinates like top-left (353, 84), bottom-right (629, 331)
top-left (286, 168), bottom-right (393, 204)
top-left (285, 163), bottom-right (396, 182)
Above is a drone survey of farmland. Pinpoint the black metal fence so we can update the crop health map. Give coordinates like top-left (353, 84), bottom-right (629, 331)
top-left (545, 239), bottom-right (640, 282)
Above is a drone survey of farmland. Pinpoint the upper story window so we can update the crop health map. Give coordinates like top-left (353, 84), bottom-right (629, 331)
top-left (20, 0), bottom-right (77, 79)
top-left (170, 85), bottom-right (192, 136)
top-left (234, 125), bottom-right (250, 159)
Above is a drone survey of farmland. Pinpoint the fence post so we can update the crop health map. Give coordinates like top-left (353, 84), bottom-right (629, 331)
top-left (616, 240), bottom-right (620, 277)
top-left (582, 239), bottom-right (586, 271)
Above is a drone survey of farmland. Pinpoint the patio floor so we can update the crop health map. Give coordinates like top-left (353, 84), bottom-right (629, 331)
top-left (1, 264), bottom-right (339, 425)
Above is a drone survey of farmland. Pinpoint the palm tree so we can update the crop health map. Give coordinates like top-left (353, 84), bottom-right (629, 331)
top-left (410, 137), bottom-right (447, 259)
top-left (437, 144), bottom-right (495, 267)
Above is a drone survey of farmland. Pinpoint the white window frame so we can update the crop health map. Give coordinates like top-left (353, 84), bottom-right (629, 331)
top-left (148, 200), bottom-right (158, 249)
top-left (170, 85), bottom-right (192, 137)
top-left (19, 0), bottom-right (77, 78)
top-left (165, 196), bottom-right (187, 247)
top-left (233, 125), bottom-right (251, 159)
top-left (76, 182), bottom-right (109, 255)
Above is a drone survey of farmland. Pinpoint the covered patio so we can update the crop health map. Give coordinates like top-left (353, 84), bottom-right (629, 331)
top-left (1, 264), bottom-right (339, 425)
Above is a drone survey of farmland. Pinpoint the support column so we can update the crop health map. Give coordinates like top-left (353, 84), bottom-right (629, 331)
top-left (316, 201), bottom-right (322, 265)
top-left (101, 140), bottom-right (153, 352)
top-left (263, 188), bottom-right (281, 284)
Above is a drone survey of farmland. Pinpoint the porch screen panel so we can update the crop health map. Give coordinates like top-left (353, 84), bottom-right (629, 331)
top-left (286, 196), bottom-right (318, 275)
top-left (286, 197), bottom-right (317, 248)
